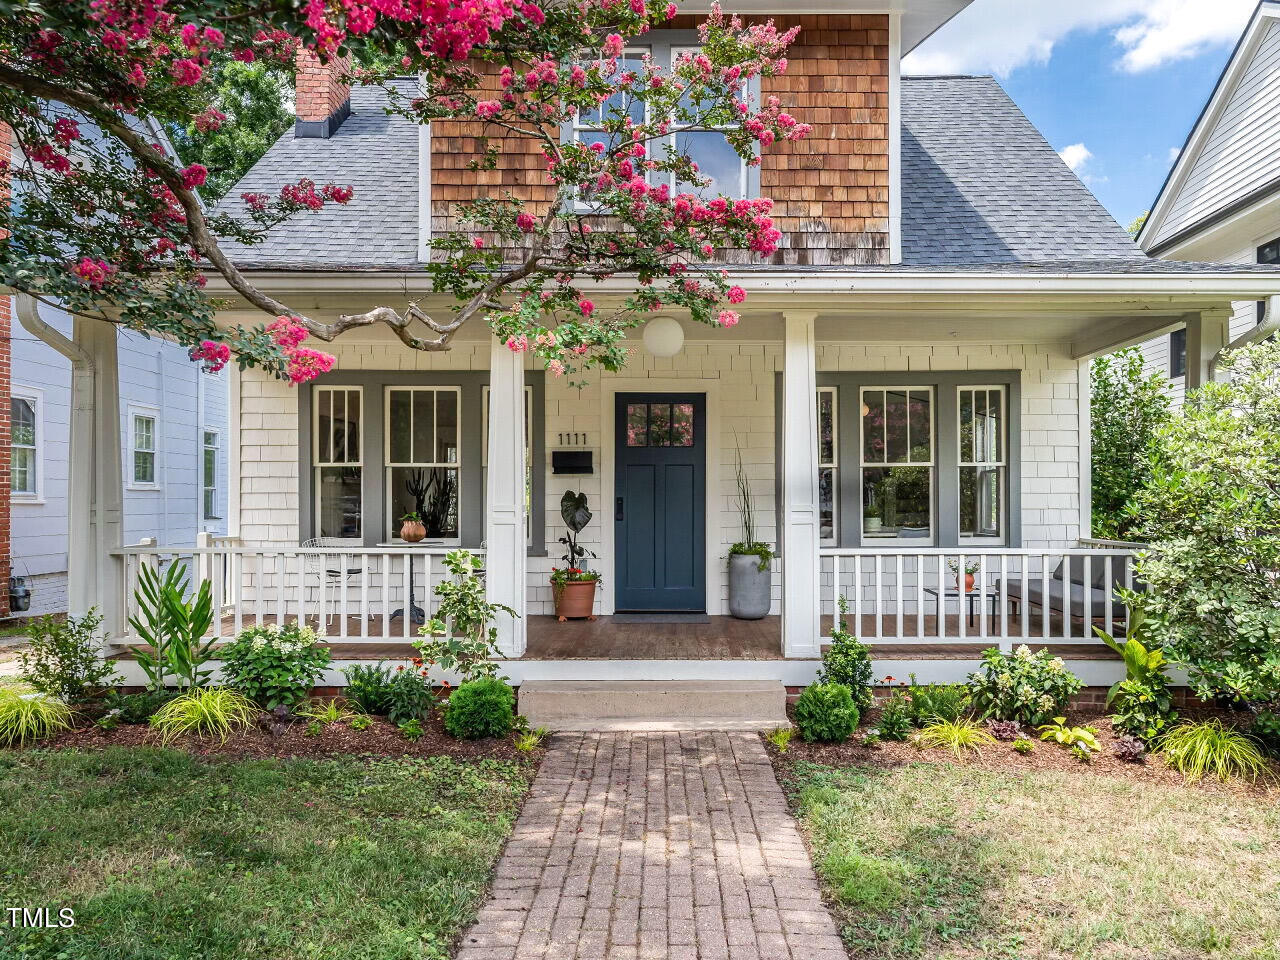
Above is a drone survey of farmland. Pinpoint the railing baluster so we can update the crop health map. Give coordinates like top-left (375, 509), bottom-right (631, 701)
top-left (851, 555), bottom-right (861, 637)
top-left (1103, 554), bottom-right (1113, 638)
top-left (276, 552), bottom-right (287, 627)
top-left (873, 554), bottom-right (883, 641)
top-left (316, 550), bottom-right (328, 636)
top-left (360, 555), bottom-right (370, 641)
top-left (1020, 553), bottom-right (1030, 640)
top-left (296, 551), bottom-right (307, 630)
top-left (894, 554), bottom-right (904, 639)
top-left (831, 556), bottom-right (841, 641)
top-left (1041, 553), bottom-right (1050, 640)
top-left (381, 556), bottom-right (391, 639)
top-left (999, 554), bottom-right (1009, 651)
top-left (916, 553), bottom-right (924, 640)
top-left (211, 547), bottom-right (225, 640)
top-left (937, 551), bottom-right (947, 638)
top-left (978, 554), bottom-right (988, 640)
top-left (232, 552), bottom-right (243, 637)
top-left (339, 552), bottom-right (350, 642)
top-left (1082, 554), bottom-right (1092, 641)
top-left (957, 552), bottom-right (966, 641)
top-left (402, 552), bottom-right (412, 640)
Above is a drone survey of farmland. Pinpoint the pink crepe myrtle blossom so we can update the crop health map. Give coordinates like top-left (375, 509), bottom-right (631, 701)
top-left (506, 334), bottom-right (530, 352)
top-left (267, 316), bottom-right (309, 350)
top-left (471, 236), bottom-right (485, 249)
top-left (189, 340), bottom-right (230, 372)
top-left (578, 299), bottom-right (595, 316)
top-left (52, 117), bottom-right (81, 147)
top-left (194, 107), bottom-right (226, 133)
top-left (476, 100), bottom-right (502, 118)
top-left (285, 347), bottom-right (335, 384)
top-left (602, 33), bottom-right (624, 57)
top-left (180, 164), bottom-right (208, 189)
top-left (548, 359), bottom-right (566, 377)
top-left (70, 257), bottom-right (115, 290)
top-left (717, 309), bottom-right (740, 328)
top-left (169, 58), bottom-right (203, 85)
top-left (516, 212), bottom-right (536, 232)
top-left (727, 285), bottom-right (746, 304)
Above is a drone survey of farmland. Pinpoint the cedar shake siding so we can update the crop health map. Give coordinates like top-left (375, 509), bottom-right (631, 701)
top-left (430, 15), bottom-right (891, 266)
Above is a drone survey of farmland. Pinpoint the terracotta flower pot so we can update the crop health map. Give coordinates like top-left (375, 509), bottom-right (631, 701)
top-left (554, 579), bottom-right (597, 621)
top-left (958, 572), bottom-right (975, 593)
top-left (400, 520), bottom-right (426, 542)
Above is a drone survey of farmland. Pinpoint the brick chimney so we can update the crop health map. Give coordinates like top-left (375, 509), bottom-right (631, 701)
top-left (295, 50), bottom-right (352, 138)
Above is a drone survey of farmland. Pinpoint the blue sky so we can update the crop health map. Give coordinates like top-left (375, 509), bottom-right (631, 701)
top-left (904, 0), bottom-right (1260, 229)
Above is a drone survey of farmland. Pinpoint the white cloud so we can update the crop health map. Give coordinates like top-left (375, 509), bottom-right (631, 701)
top-left (1168, 146), bottom-right (1183, 163)
top-left (903, 0), bottom-right (1255, 77)
top-left (1058, 143), bottom-right (1092, 172)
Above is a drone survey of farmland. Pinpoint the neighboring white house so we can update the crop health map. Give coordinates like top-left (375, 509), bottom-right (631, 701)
top-left (1136, 0), bottom-right (1280, 400)
top-left (9, 297), bottom-right (229, 617)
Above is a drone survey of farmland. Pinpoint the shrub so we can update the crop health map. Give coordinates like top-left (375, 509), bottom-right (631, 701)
top-left (1012, 737), bottom-right (1035, 755)
top-left (986, 719), bottom-right (1021, 741)
top-left (1096, 600), bottom-right (1177, 743)
top-left (1112, 735), bottom-right (1147, 764)
top-left (819, 598), bottom-right (873, 711)
top-left (876, 691), bottom-right (913, 741)
top-left (1159, 720), bottom-right (1269, 783)
top-left (149, 688), bottom-right (258, 744)
top-left (18, 610), bottom-right (118, 702)
top-left (385, 665), bottom-right (434, 725)
top-left (0, 689), bottom-right (74, 746)
top-left (398, 718), bottom-right (424, 741)
top-left (414, 549), bottom-right (513, 683)
top-left (904, 678), bottom-right (969, 725)
top-left (219, 622), bottom-right (330, 710)
top-left (968, 645), bottom-right (1083, 727)
top-left (1129, 341), bottom-right (1280, 712)
top-left (916, 718), bottom-right (996, 758)
top-left (794, 683), bottom-right (859, 743)
top-left (350, 714), bottom-right (373, 732)
top-left (1250, 711), bottom-right (1280, 754)
top-left (128, 561), bottom-right (216, 691)
top-left (102, 689), bottom-right (176, 724)
top-left (342, 662), bottom-right (396, 714)
top-left (444, 677), bottom-right (516, 740)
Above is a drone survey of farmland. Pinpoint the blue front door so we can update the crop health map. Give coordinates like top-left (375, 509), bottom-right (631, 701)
top-left (614, 394), bottom-right (706, 612)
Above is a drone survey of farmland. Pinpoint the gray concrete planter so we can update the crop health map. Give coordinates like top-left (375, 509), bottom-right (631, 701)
top-left (728, 553), bottom-right (771, 620)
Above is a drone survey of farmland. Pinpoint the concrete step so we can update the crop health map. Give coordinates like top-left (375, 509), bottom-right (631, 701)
top-left (517, 680), bottom-right (789, 732)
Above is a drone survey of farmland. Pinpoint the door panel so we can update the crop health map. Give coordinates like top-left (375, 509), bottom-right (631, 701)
top-left (614, 394), bottom-right (706, 611)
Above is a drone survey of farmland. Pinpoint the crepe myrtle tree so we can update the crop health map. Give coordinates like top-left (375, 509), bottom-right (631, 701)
top-left (0, 0), bottom-right (809, 385)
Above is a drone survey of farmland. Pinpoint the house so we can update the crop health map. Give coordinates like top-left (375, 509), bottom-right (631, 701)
top-left (7, 298), bottom-right (230, 618)
top-left (83, 0), bottom-right (1280, 695)
top-left (1135, 0), bottom-right (1280, 401)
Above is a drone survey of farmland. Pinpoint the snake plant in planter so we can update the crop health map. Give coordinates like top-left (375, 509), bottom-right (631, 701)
top-left (728, 444), bottom-right (773, 620)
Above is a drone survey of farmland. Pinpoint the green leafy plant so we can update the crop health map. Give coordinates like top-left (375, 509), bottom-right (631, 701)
top-left (794, 683), bottom-right (860, 743)
top-left (1249, 711), bottom-right (1280, 754)
top-left (297, 698), bottom-right (354, 726)
top-left (1070, 744), bottom-right (1094, 763)
top-left (398, 718), bottom-right (424, 742)
top-left (385, 666), bottom-right (434, 725)
top-left (1012, 737), bottom-right (1035, 755)
top-left (766, 726), bottom-right (794, 753)
top-left (444, 677), bottom-right (516, 740)
top-left (342, 662), bottom-right (396, 715)
top-left (350, 713), bottom-right (373, 732)
top-left (0, 689), bottom-right (74, 746)
top-left (415, 549), bottom-right (515, 683)
top-left (1037, 717), bottom-right (1102, 754)
top-left (727, 441), bottom-right (773, 572)
top-left (515, 727), bottom-right (549, 752)
top-left (128, 561), bottom-right (216, 692)
top-left (968, 645), bottom-right (1083, 727)
top-left (556, 491), bottom-right (598, 572)
top-left (102, 689), bottom-right (176, 725)
top-left (916, 718), bottom-right (996, 758)
top-left (903, 676), bottom-right (969, 725)
top-left (220, 622), bottom-right (331, 710)
top-left (305, 719), bottom-right (323, 736)
top-left (1095, 597), bottom-right (1177, 743)
top-left (149, 688), bottom-right (258, 744)
top-left (876, 691), bottom-right (914, 741)
top-left (819, 598), bottom-right (873, 711)
top-left (860, 731), bottom-right (881, 748)
top-left (1159, 720), bottom-right (1269, 783)
top-left (18, 610), bottom-right (119, 703)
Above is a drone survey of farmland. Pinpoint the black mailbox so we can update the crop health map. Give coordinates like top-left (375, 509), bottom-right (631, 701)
top-left (551, 449), bottom-right (593, 475)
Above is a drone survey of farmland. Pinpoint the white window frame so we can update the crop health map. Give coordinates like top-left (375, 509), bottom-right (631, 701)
top-left (312, 385), bottom-right (364, 544)
top-left (384, 385), bottom-right (462, 545)
top-left (10, 387), bottom-right (43, 502)
top-left (566, 35), bottom-right (759, 210)
top-left (127, 405), bottom-right (160, 490)
top-left (817, 387), bottom-right (837, 547)
top-left (858, 385), bottom-right (935, 544)
top-left (202, 428), bottom-right (220, 521)
top-left (957, 385), bottom-right (1007, 545)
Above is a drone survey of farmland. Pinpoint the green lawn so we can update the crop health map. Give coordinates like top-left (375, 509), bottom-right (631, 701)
top-left (785, 760), bottom-right (1280, 960)
top-left (0, 748), bottom-right (533, 960)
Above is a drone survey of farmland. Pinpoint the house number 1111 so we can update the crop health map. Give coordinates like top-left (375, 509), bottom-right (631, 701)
top-left (557, 433), bottom-right (589, 445)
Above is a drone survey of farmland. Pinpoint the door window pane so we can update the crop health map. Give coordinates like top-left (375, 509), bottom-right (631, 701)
top-left (625, 402), bottom-right (695, 447)
top-left (959, 386), bottom-right (1006, 541)
top-left (313, 387), bottom-right (363, 539)
top-left (860, 387), bottom-right (934, 541)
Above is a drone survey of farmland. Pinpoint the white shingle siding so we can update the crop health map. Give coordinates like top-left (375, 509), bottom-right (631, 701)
top-left (1150, 19), bottom-right (1280, 248)
top-left (235, 338), bottom-right (1083, 616)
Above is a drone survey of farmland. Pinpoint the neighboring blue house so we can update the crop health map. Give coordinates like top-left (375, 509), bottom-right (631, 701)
top-left (10, 297), bottom-right (229, 617)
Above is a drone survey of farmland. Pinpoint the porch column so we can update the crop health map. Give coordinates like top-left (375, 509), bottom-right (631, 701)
top-left (485, 337), bottom-right (528, 658)
top-left (69, 318), bottom-right (124, 634)
top-left (781, 311), bottom-right (821, 658)
top-left (1185, 307), bottom-right (1231, 391)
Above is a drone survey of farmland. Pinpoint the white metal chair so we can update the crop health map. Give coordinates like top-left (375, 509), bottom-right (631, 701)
top-left (301, 538), bottom-right (365, 626)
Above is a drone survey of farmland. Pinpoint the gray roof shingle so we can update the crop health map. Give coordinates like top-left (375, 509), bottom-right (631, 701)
top-left (900, 75), bottom-right (1140, 265)
top-left (213, 80), bottom-right (420, 266)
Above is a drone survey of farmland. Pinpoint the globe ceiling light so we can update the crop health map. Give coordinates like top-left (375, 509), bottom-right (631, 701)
top-left (642, 315), bottom-right (685, 357)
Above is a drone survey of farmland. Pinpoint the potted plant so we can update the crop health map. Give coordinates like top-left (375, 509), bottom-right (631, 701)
top-left (948, 558), bottom-right (979, 592)
top-left (552, 491), bottom-right (599, 621)
top-left (400, 511), bottom-right (426, 543)
top-left (727, 444), bottom-right (773, 619)
top-left (864, 502), bottom-right (882, 534)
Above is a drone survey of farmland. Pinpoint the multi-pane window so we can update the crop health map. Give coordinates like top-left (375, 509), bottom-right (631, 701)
top-left (202, 430), bottom-right (219, 520)
top-left (817, 388), bottom-right (837, 543)
top-left (313, 386), bottom-right (362, 540)
top-left (860, 387), bottom-right (934, 541)
top-left (132, 413), bottom-right (157, 485)
top-left (958, 387), bottom-right (1005, 542)
top-left (386, 386), bottom-right (460, 541)
top-left (624, 401), bottom-right (694, 446)
top-left (570, 39), bottom-right (751, 203)
top-left (1258, 237), bottom-right (1280, 324)
top-left (11, 397), bottom-right (37, 496)
top-left (1169, 327), bottom-right (1187, 378)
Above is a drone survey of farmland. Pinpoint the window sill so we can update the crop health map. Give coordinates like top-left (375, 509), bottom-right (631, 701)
top-left (127, 483), bottom-right (161, 492)
top-left (12, 495), bottom-right (45, 506)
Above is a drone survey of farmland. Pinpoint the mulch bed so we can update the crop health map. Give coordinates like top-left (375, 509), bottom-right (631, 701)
top-left (768, 706), bottom-right (1280, 797)
top-left (31, 709), bottom-right (541, 764)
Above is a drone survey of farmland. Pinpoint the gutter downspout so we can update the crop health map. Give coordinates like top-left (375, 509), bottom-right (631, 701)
top-left (15, 294), bottom-right (92, 367)
top-left (1211, 295), bottom-right (1280, 377)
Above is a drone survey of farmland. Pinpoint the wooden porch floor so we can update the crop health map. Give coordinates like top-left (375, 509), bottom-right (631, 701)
top-left (114, 612), bottom-right (1120, 661)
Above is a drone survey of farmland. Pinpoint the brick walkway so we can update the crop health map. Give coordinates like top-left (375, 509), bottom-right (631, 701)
top-left (456, 732), bottom-right (847, 960)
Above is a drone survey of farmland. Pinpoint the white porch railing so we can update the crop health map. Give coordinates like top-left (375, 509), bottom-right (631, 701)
top-left (113, 542), bottom-right (479, 645)
top-left (818, 545), bottom-right (1140, 650)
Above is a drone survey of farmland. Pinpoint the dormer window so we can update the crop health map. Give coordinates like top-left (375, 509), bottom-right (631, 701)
top-left (566, 34), bottom-right (759, 205)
